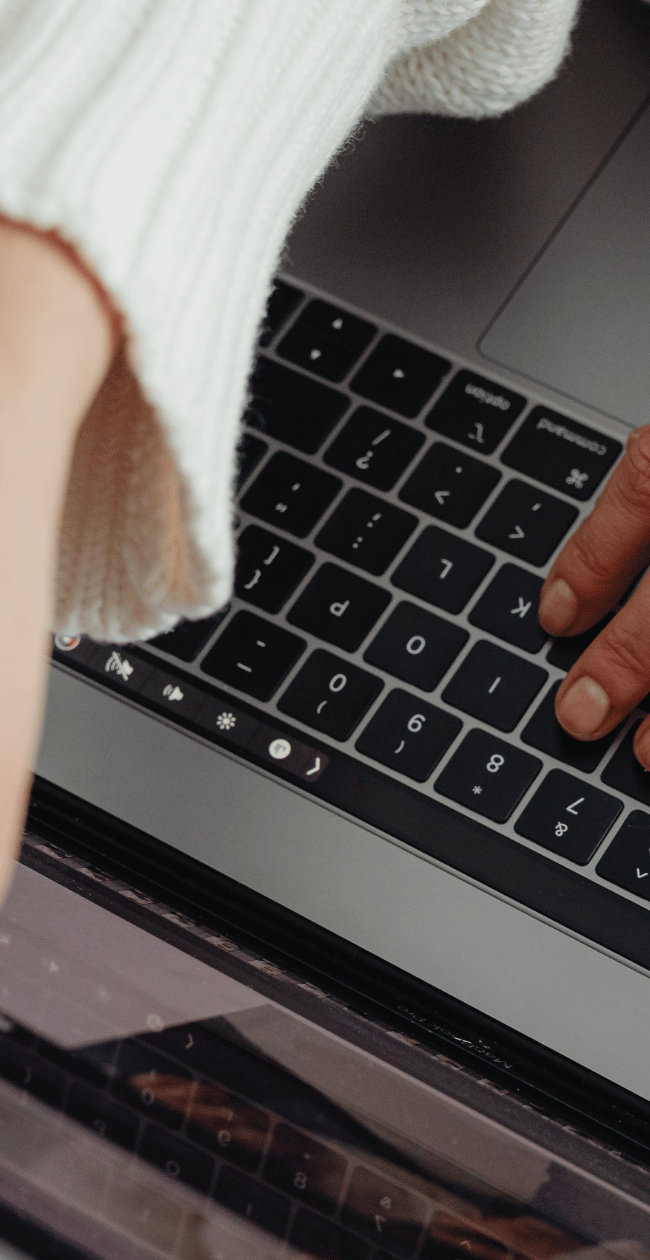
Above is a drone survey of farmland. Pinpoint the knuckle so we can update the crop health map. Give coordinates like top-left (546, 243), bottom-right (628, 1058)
top-left (596, 622), bottom-right (650, 686)
top-left (568, 529), bottom-right (619, 592)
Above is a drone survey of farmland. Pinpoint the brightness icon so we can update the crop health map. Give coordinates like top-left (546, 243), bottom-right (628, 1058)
top-left (216, 711), bottom-right (236, 731)
top-left (472, 786), bottom-right (482, 795)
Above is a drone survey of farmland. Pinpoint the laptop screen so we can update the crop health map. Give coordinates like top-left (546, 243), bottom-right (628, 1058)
top-left (0, 851), bottom-right (649, 1260)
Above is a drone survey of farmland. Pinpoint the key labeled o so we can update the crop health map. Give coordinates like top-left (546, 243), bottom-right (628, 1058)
top-left (406, 635), bottom-right (426, 655)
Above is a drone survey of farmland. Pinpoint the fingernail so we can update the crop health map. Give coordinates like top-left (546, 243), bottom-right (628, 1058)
top-left (539, 578), bottom-right (578, 634)
top-left (556, 676), bottom-right (610, 737)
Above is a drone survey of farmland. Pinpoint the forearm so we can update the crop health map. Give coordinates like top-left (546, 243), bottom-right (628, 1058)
top-left (0, 221), bottom-right (113, 897)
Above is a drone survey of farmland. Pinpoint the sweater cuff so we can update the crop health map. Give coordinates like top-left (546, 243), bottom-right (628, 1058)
top-left (0, 0), bottom-right (402, 641)
top-left (373, 0), bottom-right (581, 119)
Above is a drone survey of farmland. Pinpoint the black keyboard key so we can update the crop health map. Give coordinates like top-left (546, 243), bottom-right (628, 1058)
top-left (236, 432), bottom-right (267, 490)
top-left (546, 614), bottom-right (614, 671)
top-left (291, 1209), bottom-right (370, 1260)
top-left (279, 650), bottom-right (382, 740)
top-left (427, 370), bottom-right (525, 453)
top-left (0, 1043), bottom-right (65, 1108)
top-left (351, 335), bottom-right (450, 418)
top-left (112, 1043), bottom-right (194, 1130)
top-left (288, 564), bottom-right (390, 652)
top-left (393, 527), bottom-right (494, 615)
top-left (601, 723), bottom-right (650, 805)
top-left (235, 526), bottom-right (314, 613)
top-left (522, 681), bottom-right (618, 772)
top-left (259, 280), bottom-right (302, 347)
top-left (515, 769), bottom-right (622, 864)
top-left (277, 325), bottom-right (357, 382)
top-left (263, 1122), bottom-right (346, 1215)
top-left (435, 729), bottom-right (541, 823)
top-left (364, 602), bottom-right (467, 690)
top-left (502, 407), bottom-right (621, 501)
top-left (475, 480), bottom-right (578, 566)
top-left (325, 407), bottom-right (424, 490)
top-left (69, 1041), bottom-right (120, 1087)
top-left (299, 300), bottom-right (376, 356)
top-left (148, 609), bottom-right (229, 662)
top-left (202, 612), bottom-right (304, 700)
top-left (187, 1082), bottom-right (269, 1171)
top-left (241, 452), bottom-right (341, 537)
top-left (316, 489), bottom-right (416, 576)
top-left (469, 564), bottom-right (546, 653)
top-left (214, 1166), bottom-right (290, 1239)
top-left (246, 358), bottom-right (348, 453)
top-left (67, 1081), bottom-right (140, 1151)
top-left (139, 1123), bottom-right (215, 1193)
top-left (357, 690), bottom-right (461, 781)
top-left (341, 1166), bottom-right (427, 1258)
top-left (597, 811), bottom-right (650, 898)
top-left (400, 443), bottom-right (500, 528)
top-left (442, 642), bottom-right (547, 732)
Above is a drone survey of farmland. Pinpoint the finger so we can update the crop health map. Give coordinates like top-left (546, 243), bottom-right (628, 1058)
top-left (554, 568), bottom-right (650, 741)
top-left (539, 425), bottom-right (650, 637)
top-left (633, 713), bottom-right (650, 769)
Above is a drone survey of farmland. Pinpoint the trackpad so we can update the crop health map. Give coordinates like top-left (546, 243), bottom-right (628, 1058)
top-left (480, 101), bottom-right (650, 429)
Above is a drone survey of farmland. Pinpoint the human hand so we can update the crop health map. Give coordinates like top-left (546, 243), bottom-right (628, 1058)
top-left (0, 220), bottom-right (115, 902)
top-left (538, 426), bottom-right (650, 766)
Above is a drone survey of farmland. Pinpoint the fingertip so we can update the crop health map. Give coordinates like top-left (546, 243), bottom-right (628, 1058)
top-left (539, 577), bottom-right (579, 636)
top-left (555, 675), bottom-right (611, 739)
top-left (633, 720), bottom-right (650, 771)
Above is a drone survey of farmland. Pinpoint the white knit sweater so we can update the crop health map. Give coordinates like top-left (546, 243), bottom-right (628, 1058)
top-left (0, 0), bottom-right (581, 642)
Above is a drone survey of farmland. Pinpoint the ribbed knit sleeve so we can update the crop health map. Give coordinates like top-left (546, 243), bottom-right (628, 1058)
top-left (0, 0), bottom-right (578, 641)
top-left (373, 0), bottom-right (580, 118)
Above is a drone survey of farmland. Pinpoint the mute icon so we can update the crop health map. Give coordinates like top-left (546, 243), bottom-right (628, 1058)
top-left (163, 684), bottom-right (184, 703)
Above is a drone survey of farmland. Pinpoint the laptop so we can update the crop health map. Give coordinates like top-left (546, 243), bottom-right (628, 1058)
top-left (6, 0), bottom-right (650, 1248)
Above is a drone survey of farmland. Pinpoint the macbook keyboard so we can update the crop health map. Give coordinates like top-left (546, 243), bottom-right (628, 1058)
top-left (52, 280), bottom-right (650, 973)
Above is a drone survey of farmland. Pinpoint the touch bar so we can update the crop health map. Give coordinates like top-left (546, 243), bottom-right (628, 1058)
top-left (311, 758), bottom-right (650, 972)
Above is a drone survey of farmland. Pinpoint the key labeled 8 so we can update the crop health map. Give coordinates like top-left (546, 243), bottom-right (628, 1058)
top-left (487, 753), bottom-right (505, 772)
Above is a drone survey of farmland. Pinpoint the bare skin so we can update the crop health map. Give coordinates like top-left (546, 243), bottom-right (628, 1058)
top-left (0, 221), bottom-right (113, 902)
top-left (539, 424), bottom-right (650, 766)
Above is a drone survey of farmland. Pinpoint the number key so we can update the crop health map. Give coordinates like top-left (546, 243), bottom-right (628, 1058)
top-left (516, 769), bottom-right (622, 864)
top-left (263, 1122), bottom-right (346, 1215)
top-left (356, 690), bottom-right (461, 781)
top-left (278, 650), bottom-right (382, 740)
top-left (341, 1167), bottom-right (426, 1258)
top-left (435, 729), bottom-right (541, 822)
